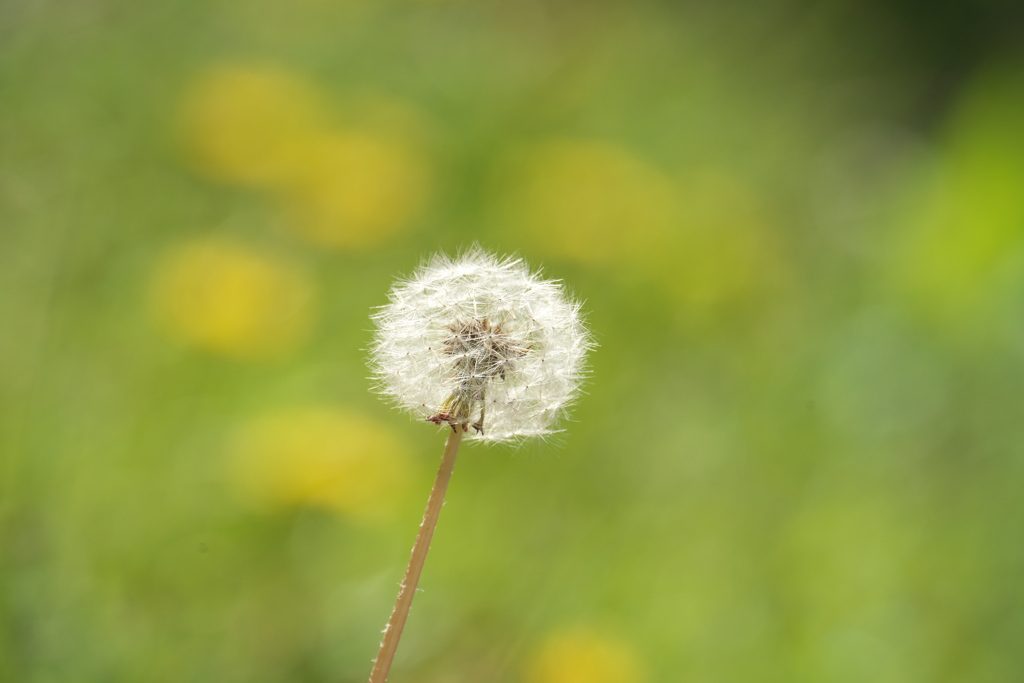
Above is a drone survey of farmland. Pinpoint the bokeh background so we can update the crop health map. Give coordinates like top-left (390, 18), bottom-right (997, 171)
top-left (3, 0), bottom-right (1024, 681)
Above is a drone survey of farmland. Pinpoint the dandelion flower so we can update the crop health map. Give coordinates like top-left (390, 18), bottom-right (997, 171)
top-left (365, 249), bottom-right (591, 683)
top-left (281, 130), bottom-right (430, 250)
top-left (525, 627), bottom-right (645, 683)
top-left (149, 237), bottom-right (315, 360)
top-left (226, 408), bottom-right (413, 520)
top-left (179, 63), bottom-right (330, 187)
top-left (370, 248), bottom-right (590, 442)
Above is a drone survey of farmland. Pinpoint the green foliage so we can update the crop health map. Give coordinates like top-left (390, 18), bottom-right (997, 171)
top-left (2, 1), bottom-right (1023, 681)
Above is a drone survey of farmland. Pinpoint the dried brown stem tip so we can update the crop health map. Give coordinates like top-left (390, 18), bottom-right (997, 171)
top-left (367, 427), bottom-right (463, 683)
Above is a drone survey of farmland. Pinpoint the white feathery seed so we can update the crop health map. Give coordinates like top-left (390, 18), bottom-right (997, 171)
top-left (370, 249), bottom-right (591, 443)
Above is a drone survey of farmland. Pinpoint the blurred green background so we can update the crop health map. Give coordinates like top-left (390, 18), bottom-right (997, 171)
top-left (3, 0), bottom-right (1024, 681)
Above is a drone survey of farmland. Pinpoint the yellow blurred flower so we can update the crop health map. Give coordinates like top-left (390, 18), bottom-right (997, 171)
top-left (504, 139), bottom-right (677, 264)
top-left (179, 63), bottom-right (432, 250)
top-left (497, 139), bottom-right (789, 321)
top-left (524, 627), bottom-right (645, 683)
top-left (279, 130), bottom-right (430, 249)
top-left (179, 64), bottom-right (331, 187)
top-left (226, 407), bottom-right (413, 520)
top-left (150, 237), bottom-right (315, 359)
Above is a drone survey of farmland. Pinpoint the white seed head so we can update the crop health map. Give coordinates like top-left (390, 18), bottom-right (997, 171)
top-left (370, 249), bottom-right (592, 443)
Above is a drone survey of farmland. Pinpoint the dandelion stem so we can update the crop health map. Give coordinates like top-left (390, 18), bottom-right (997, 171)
top-left (368, 426), bottom-right (464, 683)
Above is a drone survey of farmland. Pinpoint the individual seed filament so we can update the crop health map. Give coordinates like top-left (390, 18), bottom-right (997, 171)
top-left (427, 318), bottom-right (529, 433)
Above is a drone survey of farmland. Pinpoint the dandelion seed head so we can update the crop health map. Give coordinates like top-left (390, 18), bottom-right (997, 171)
top-left (370, 249), bottom-right (591, 443)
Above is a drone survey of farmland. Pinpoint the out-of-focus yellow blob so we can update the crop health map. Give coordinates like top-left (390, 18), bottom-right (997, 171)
top-left (150, 238), bottom-right (315, 359)
top-left (508, 139), bottom-right (678, 264)
top-left (524, 628), bottom-right (645, 683)
top-left (226, 408), bottom-right (413, 520)
top-left (892, 64), bottom-right (1024, 323)
top-left (280, 131), bottom-right (429, 249)
top-left (500, 139), bottom-right (788, 320)
top-left (179, 64), bottom-right (331, 187)
top-left (179, 63), bottom-right (431, 250)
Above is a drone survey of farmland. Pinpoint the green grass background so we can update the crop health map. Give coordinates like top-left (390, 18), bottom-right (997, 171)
top-left (2, 0), bottom-right (1024, 681)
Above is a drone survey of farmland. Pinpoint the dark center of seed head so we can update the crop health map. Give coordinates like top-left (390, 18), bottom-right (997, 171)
top-left (444, 318), bottom-right (527, 381)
